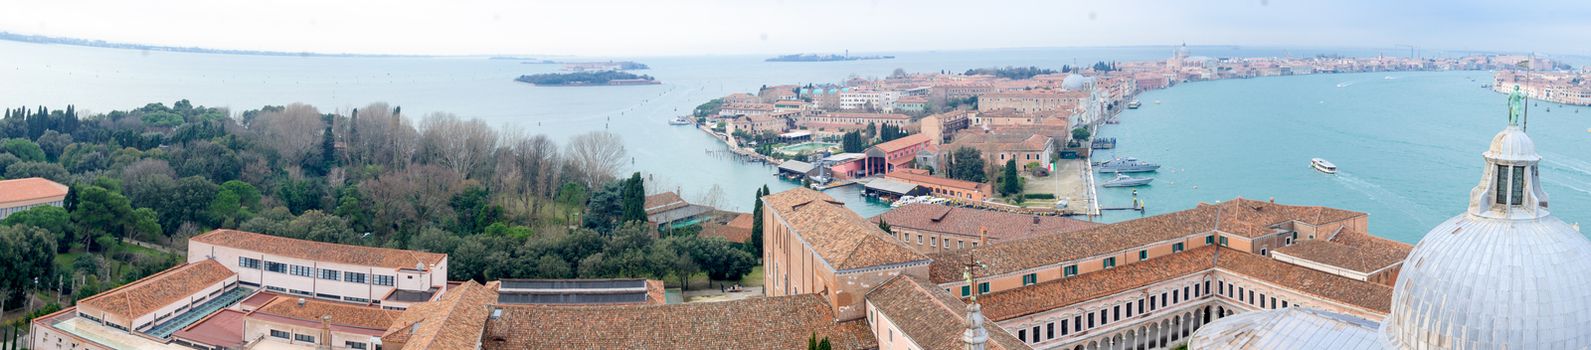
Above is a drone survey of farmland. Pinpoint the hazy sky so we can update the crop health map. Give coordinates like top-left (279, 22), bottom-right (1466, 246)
top-left (3, 0), bottom-right (1588, 57)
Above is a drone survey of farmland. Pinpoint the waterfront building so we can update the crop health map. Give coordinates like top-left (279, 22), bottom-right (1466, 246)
top-left (840, 89), bottom-right (902, 112)
top-left (188, 229), bottom-right (450, 310)
top-left (1189, 90), bottom-right (1591, 350)
top-left (728, 112), bottom-right (792, 134)
top-left (0, 177), bottom-right (69, 220)
top-left (718, 102), bottom-right (777, 117)
top-left (886, 168), bottom-right (993, 202)
top-left (795, 112), bottom-right (912, 134)
top-left (822, 152), bottom-right (870, 179)
top-left (759, 84), bottom-right (800, 102)
top-left (871, 204), bottom-right (1097, 254)
top-left (863, 133), bottom-right (933, 176)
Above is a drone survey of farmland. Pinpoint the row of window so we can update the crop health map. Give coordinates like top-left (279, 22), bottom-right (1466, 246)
top-left (238, 257), bottom-right (394, 286)
top-left (1217, 280), bottom-right (1291, 310)
top-left (893, 231), bottom-right (978, 250)
top-left (1016, 280), bottom-right (1211, 344)
top-left (958, 235), bottom-right (1223, 299)
top-left (269, 329), bottom-right (317, 344)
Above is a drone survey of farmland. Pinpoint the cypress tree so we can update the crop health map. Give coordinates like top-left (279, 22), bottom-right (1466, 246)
top-left (620, 172), bottom-right (647, 223)
top-left (1001, 159), bottom-right (1020, 195)
top-left (319, 116), bottom-right (337, 175)
top-left (750, 186), bottom-right (767, 256)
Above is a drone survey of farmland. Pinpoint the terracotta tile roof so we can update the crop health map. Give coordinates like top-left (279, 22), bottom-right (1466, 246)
top-left (382, 280), bottom-right (499, 350)
top-left (699, 222), bottom-right (752, 243)
top-left (1206, 198), bottom-right (1366, 238)
top-left (77, 259), bottom-right (236, 322)
top-left (1215, 247), bottom-right (1394, 314)
top-left (1272, 232), bottom-right (1411, 274)
top-left (887, 169), bottom-right (986, 192)
top-left (928, 205), bottom-right (1219, 283)
top-left (643, 192), bottom-right (689, 215)
top-left (949, 130), bottom-right (1053, 153)
top-left (872, 204), bottom-right (1097, 241)
top-left (252, 295), bottom-right (401, 330)
top-left (726, 213), bottom-right (754, 230)
top-left (191, 229), bottom-right (447, 270)
top-left (871, 133), bottom-right (932, 153)
top-left (764, 189), bottom-right (928, 271)
top-left (929, 199), bottom-right (1368, 283)
top-left (979, 246), bottom-right (1220, 321)
top-left (867, 276), bottom-right (1031, 350)
top-left (173, 309), bottom-right (246, 347)
top-left (823, 112), bottom-right (912, 120)
top-left (0, 177), bottom-right (68, 204)
top-left (481, 294), bottom-right (876, 350)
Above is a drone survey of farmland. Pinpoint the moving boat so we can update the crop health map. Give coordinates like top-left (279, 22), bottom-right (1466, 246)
top-left (1101, 173), bottom-right (1153, 187)
top-left (1311, 158), bottom-right (1337, 174)
top-left (668, 116), bottom-right (692, 125)
top-left (1095, 157), bottom-right (1160, 173)
top-left (1127, 100), bottom-right (1142, 109)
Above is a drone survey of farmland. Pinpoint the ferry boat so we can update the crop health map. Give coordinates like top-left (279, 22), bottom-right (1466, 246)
top-left (1095, 157), bottom-right (1160, 173)
top-left (668, 116), bottom-right (693, 126)
top-left (1127, 100), bottom-right (1142, 109)
top-left (1311, 158), bottom-right (1337, 174)
top-left (1101, 173), bottom-right (1153, 187)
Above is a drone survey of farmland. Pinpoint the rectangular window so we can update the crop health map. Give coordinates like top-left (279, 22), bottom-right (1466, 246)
top-left (270, 330), bottom-right (290, 339)
top-left (1149, 296), bottom-right (1157, 311)
top-left (1061, 319), bottom-right (1070, 336)
top-left (1103, 257), bottom-right (1116, 269)
top-left (978, 282), bottom-right (989, 294)
top-left (1073, 316), bottom-right (1082, 332)
top-left (1206, 235), bottom-right (1215, 245)
top-left (1137, 299), bottom-right (1145, 314)
top-left (1018, 329), bottom-right (1026, 342)
top-left (961, 285), bottom-right (971, 297)
top-left (1204, 281), bottom-right (1211, 296)
top-left (1022, 273), bottom-right (1037, 286)
top-left (1184, 286), bottom-right (1191, 300)
top-left (1063, 265), bottom-right (1078, 277)
top-left (290, 265), bottom-right (314, 277)
top-left (1138, 250), bottom-right (1148, 261)
top-left (1270, 297), bottom-right (1277, 309)
top-left (345, 272), bottom-right (367, 284)
top-left (1047, 323), bottom-right (1054, 339)
top-left (1511, 166), bottom-right (1525, 205)
top-left (1219, 236), bottom-right (1229, 246)
top-left (1113, 305), bottom-right (1121, 320)
top-left (1031, 326), bottom-right (1040, 342)
top-left (1495, 164), bottom-right (1509, 205)
top-left (1173, 243), bottom-right (1185, 252)
top-left (239, 257), bottom-right (261, 269)
top-left (294, 333), bottom-right (315, 343)
top-left (1173, 289), bottom-right (1180, 304)
top-left (347, 342), bottom-right (368, 350)
top-left (1249, 290), bottom-right (1255, 304)
top-left (1126, 301), bottom-right (1134, 317)
top-left (373, 275), bottom-right (395, 286)
top-left (1161, 293), bottom-right (1168, 307)
top-left (266, 285), bottom-right (286, 292)
top-left (1281, 300), bottom-right (1289, 308)
top-left (264, 261), bottom-right (286, 273)
top-left (1219, 280), bottom-right (1225, 294)
top-left (1098, 309), bottom-right (1108, 324)
top-left (320, 269), bottom-right (340, 281)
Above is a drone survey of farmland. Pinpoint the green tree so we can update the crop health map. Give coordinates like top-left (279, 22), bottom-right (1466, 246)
top-left (749, 185), bottom-right (768, 256)
top-left (220, 180), bottom-right (262, 210)
top-left (947, 147), bottom-right (987, 183)
top-left (840, 131), bottom-right (865, 153)
top-left (207, 188), bottom-right (244, 227)
top-left (620, 173), bottom-right (647, 223)
top-left (71, 186), bottom-right (132, 251)
top-left (4, 161), bottom-right (69, 182)
top-left (0, 225), bottom-right (57, 308)
top-left (1071, 127), bottom-right (1091, 142)
top-left (1, 206), bottom-right (71, 251)
top-left (1001, 159), bottom-right (1021, 196)
top-left (129, 208), bottom-right (163, 242)
top-left (317, 117), bottom-right (337, 175)
top-left (877, 218), bottom-right (892, 234)
top-left (0, 138), bottom-right (45, 162)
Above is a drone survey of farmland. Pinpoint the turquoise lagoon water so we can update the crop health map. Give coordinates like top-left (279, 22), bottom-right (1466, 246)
top-left (4, 40), bottom-right (1588, 241)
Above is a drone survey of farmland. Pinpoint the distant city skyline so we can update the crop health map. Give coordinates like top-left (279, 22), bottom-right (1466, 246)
top-left (3, 0), bottom-right (1588, 57)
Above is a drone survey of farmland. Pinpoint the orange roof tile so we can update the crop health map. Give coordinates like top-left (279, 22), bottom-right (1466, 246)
top-left (191, 229), bottom-right (447, 270)
top-left (867, 276), bottom-right (1031, 350)
top-left (871, 133), bottom-right (932, 153)
top-left (1215, 247), bottom-right (1394, 314)
top-left (979, 246), bottom-right (1219, 321)
top-left (887, 169), bottom-right (987, 192)
top-left (0, 177), bottom-right (68, 204)
top-left (872, 204), bottom-right (1097, 241)
top-left (481, 294), bottom-right (876, 350)
top-left (763, 188), bottom-right (928, 271)
top-left (77, 259), bottom-right (236, 322)
top-left (253, 296), bottom-right (401, 330)
top-left (382, 281), bottom-right (499, 349)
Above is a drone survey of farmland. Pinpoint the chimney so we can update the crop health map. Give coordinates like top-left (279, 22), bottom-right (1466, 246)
top-left (297, 298), bottom-right (306, 307)
top-left (1032, 216), bottom-right (1040, 225)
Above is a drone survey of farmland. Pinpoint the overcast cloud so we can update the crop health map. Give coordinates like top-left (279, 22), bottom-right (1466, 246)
top-left (2, 0), bottom-right (1587, 57)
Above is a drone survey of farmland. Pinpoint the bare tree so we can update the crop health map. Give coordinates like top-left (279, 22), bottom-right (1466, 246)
top-left (418, 113), bottom-right (498, 178)
top-left (249, 103), bottom-right (326, 167)
top-left (697, 184), bottom-right (727, 210)
top-left (349, 103), bottom-right (418, 169)
top-left (495, 128), bottom-right (563, 219)
top-left (566, 131), bottom-right (627, 187)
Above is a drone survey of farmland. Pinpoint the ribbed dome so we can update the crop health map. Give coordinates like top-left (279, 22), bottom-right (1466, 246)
top-left (1380, 123), bottom-right (1591, 349)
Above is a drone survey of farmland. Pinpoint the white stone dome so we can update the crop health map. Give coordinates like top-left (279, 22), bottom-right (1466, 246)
top-left (1062, 74), bottom-right (1092, 90)
top-left (1380, 123), bottom-right (1591, 349)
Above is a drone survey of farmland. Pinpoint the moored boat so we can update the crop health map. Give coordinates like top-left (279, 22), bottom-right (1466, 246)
top-left (668, 116), bottom-right (692, 125)
top-left (1095, 157), bottom-right (1160, 173)
top-left (1127, 100), bottom-right (1141, 109)
top-left (1101, 173), bottom-right (1153, 187)
top-left (1311, 158), bottom-right (1337, 174)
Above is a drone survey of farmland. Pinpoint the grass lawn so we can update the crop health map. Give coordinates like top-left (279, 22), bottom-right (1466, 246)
top-left (739, 266), bottom-right (764, 287)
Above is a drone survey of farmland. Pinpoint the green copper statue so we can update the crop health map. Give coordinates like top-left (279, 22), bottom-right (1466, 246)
top-left (1509, 86), bottom-right (1525, 126)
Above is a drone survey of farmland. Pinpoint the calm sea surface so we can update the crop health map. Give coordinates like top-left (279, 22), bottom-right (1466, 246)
top-left (4, 40), bottom-right (1588, 242)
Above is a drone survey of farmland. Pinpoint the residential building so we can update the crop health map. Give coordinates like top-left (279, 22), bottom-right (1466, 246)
top-left (0, 177), bottom-right (68, 219)
top-left (895, 95), bottom-right (928, 113)
top-left (863, 133), bottom-right (933, 176)
top-left (871, 204), bottom-right (1097, 253)
top-left (886, 168), bottom-right (993, 202)
top-left (795, 112), bottom-right (911, 134)
top-left (839, 89), bottom-right (901, 112)
top-left (920, 110), bottom-right (974, 145)
top-left (977, 91), bottom-right (1087, 114)
top-left (188, 229), bottom-right (450, 310)
top-left (947, 129), bottom-right (1056, 171)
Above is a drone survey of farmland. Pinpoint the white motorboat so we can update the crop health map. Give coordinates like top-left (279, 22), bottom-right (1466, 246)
top-left (1101, 173), bottom-right (1153, 187)
top-left (1311, 158), bottom-right (1337, 174)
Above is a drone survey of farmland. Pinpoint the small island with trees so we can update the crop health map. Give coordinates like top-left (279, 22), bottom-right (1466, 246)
top-left (765, 53), bottom-right (894, 62)
top-left (515, 71), bottom-right (661, 86)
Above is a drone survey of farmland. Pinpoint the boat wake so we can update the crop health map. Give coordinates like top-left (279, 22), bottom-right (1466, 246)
top-left (1542, 177), bottom-right (1591, 197)
top-left (1332, 172), bottom-right (1434, 228)
top-left (1335, 81), bottom-right (1355, 88)
top-left (1541, 154), bottom-right (1591, 179)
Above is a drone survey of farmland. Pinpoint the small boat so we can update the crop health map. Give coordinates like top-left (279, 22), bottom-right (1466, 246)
top-left (1095, 157), bottom-right (1160, 173)
top-left (668, 116), bottom-right (692, 125)
top-left (1127, 100), bottom-right (1142, 109)
top-left (1102, 173), bottom-right (1153, 187)
top-left (1311, 158), bottom-right (1337, 174)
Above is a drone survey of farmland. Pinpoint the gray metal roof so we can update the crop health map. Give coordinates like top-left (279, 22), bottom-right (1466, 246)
top-left (865, 178), bottom-right (920, 195)
top-left (778, 160), bottom-right (816, 174)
